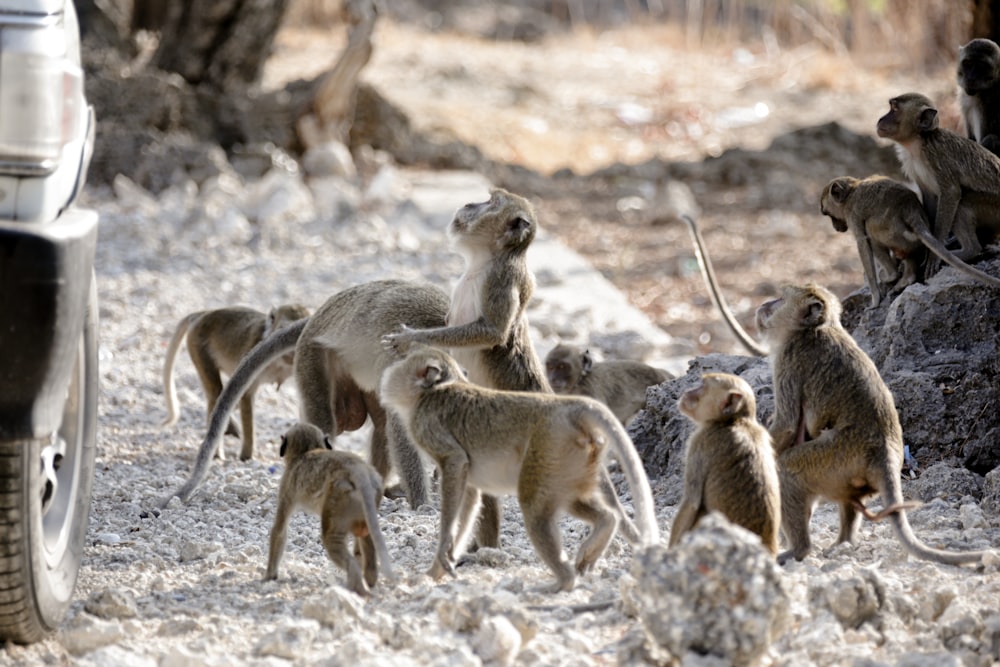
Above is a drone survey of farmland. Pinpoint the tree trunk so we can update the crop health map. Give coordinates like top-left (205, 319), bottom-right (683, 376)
top-left (151, 0), bottom-right (291, 91)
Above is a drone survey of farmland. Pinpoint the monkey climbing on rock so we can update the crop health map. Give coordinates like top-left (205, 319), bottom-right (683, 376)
top-left (544, 343), bottom-right (672, 424)
top-left (264, 423), bottom-right (396, 597)
top-left (379, 345), bottom-right (660, 593)
top-left (669, 373), bottom-right (781, 555)
top-left (756, 283), bottom-right (994, 566)
top-left (161, 303), bottom-right (310, 460)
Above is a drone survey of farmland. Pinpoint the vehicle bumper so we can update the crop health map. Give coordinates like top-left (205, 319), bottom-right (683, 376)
top-left (0, 207), bottom-right (97, 438)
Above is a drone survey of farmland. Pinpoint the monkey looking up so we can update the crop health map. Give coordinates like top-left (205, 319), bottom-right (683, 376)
top-left (379, 345), bottom-right (659, 593)
top-left (756, 283), bottom-right (993, 566)
top-left (877, 93), bottom-right (1000, 262)
top-left (958, 38), bottom-right (1000, 156)
top-left (670, 373), bottom-right (780, 555)
top-left (382, 188), bottom-right (552, 549)
top-left (265, 423), bottom-right (396, 597)
top-left (819, 175), bottom-right (1000, 304)
top-left (161, 303), bottom-right (310, 461)
top-left (163, 280), bottom-right (450, 509)
top-left (544, 343), bottom-right (673, 424)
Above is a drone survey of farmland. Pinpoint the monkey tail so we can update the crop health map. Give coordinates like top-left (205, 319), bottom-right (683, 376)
top-left (587, 406), bottom-right (660, 547)
top-left (681, 215), bottom-right (769, 357)
top-left (916, 227), bottom-right (1000, 289)
top-left (161, 312), bottom-right (200, 428)
top-left (882, 467), bottom-right (989, 566)
top-left (362, 471), bottom-right (398, 585)
top-left (162, 319), bottom-right (309, 507)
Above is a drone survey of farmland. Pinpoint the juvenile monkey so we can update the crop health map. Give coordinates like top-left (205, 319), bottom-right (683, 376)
top-left (680, 214), bottom-right (768, 357)
top-left (756, 283), bottom-right (992, 565)
top-left (876, 93), bottom-right (1000, 261)
top-left (161, 303), bottom-right (310, 460)
top-left (819, 175), bottom-right (1000, 306)
top-left (265, 423), bottom-right (396, 596)
top-left (163, 280), bottom-right (450, 508)
top-left (382, 188), bottom-right (552, 548)
top-left (379, 345), bottom-right (660, 593)
top-left (544, 343), bottom-right (672, 424)
top-left (958, 38), bottom-right (1000, 155)
top-left (669, 373), bottom-right (781, 555)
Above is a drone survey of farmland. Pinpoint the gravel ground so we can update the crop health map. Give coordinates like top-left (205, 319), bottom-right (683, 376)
top-left (4, 159), bottom-right (1000, 667)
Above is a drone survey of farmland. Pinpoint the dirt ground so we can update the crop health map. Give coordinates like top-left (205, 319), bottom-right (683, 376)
top-left (265, 19), bottom-right (961, 355)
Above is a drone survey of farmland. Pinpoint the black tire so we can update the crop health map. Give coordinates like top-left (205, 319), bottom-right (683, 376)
top-left (0, 280), bottom-right (98, 643)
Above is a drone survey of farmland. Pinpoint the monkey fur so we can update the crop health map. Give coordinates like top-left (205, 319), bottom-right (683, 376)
top-left (544, 343), bottom-right (672, 424)
top-left (958, 38), bottom-right (1000, 156)
top-left (163, 280), bottom-right (450, 508)
top-left (756, 283), bottom-right (992, 566)
top-left (877, 93), bottom-right (1000, 263)
top-left (161, 303), bottom-right (310, 460)
top-left (670, 373), bottom-right (781, 555)
top-left (379, 345), bottom-right (660, 593)
top-left (820, 175), bottom-right (1000, 306)
top-left (382, 188), bottom-right (552, 549)
top-left (265, 423), bottom-right (396, 596)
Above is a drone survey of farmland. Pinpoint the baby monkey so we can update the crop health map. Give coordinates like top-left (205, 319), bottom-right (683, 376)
top-left (544, 343), bottom-right (673, 424)
top-left (265, 423), bottom-right (396, 597)
top-left (161, 303), bottom-right (310, 460)
top-left (380, 345), bottom-right (660, 593)
top-left (670, 373), bottom-right (781, 554)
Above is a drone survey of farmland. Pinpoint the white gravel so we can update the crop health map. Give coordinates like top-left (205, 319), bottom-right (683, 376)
top-left (5, 165), bottom-right (1000, 667)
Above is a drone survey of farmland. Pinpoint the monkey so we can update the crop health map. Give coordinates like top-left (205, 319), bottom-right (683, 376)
top-left (264, 423), bottom-right (396, 596)
top-left (378, 344), bottom-right (660, 593)
top-left (669, 373), bottom-right (781, 555)
top-left (162, 280), bottom-right (450, 509)
top-left (544, 343), bottom-right (673, 424)
top-left (161, 304), bottom-right (310, 461)
top-left (819, 175), bottom-right (1000, 306)
top-left (755, 283), bottom-right (992, 566)
top-left (958, 38), bottom-right (1000, 156)
top-left (680, 214), bottom-right (768, 357)
top-left (876, 93), bottom-right (1000, 263)
top-left (382, 188), bottom-right (552, 549)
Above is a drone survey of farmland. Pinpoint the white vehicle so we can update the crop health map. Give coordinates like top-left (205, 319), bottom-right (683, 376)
top-left (0, 0), bottom-right (98, 643)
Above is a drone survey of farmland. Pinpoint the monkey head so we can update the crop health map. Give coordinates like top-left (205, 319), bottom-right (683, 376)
top-left (818, 177), bottom-right (860, 233)
top-left (678, 373), bottom-right (755, 424)
top-left (877, 93), bottom-right (939, 142)
top-left (449, 188), bottom-right (537, 254)
top-left (958, 38), bottom-right (1000, 95)
top-left (279, 423), bottom-right (332, 461)
top-left (544, 344), bottom-right (592, 392)
top-left (755, 284), bottom-right (841, 344)
top-left (379, 345), bottom-right (465, 419)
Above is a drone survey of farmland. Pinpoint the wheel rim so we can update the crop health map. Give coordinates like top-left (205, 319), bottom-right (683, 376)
top-left (39, 334), bottom-right (85, 567)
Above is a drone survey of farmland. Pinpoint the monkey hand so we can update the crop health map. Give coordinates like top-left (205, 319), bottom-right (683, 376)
top-left (382, 324), bottom-right (425, 357)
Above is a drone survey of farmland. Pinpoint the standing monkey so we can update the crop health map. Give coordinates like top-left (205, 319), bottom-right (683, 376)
top-left (958, 38), bottom-right (1000, 156)
top-left (670, 373), bottom-right (780, 555)
top-left (265, 423), bottom-right (396, 596)
top-left (163, 280), bottom-right (450, 508)
top-left (383, 188), bottom-right (552, 548)
top-left (379, 345), bottom-right (660, 593)
top-left (876, 93), bottom-right (1000, 261)
top-left (544, 343), bottom-right (673, 424)
top-left (161, 303), bottom-right (310, 460)
top-left (756, 283), bottom-right (992, 565)
top-left (819, 176), bottom-right (1000, 306)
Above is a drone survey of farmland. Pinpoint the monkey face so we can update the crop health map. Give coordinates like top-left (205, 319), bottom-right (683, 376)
top-left (958, 39), bottom-right (1000, 94)
top-left (877, 93), bottom-right (938, 140)
top-left (448, 188), bottom-right (537, 252)
top-left (545, 359), bottom-right (574, 391)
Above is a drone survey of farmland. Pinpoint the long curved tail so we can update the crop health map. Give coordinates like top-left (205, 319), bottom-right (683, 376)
top-left (162, 319), bottom-right (308, 506)
top-left (681, 214), bottom-right (768, 357)
top-left (916, 227), bottom-right (1000, 289)
top-left (161, 312), bottom-right (200, 427)
top-left (594, 407), bottom-right (660, 546)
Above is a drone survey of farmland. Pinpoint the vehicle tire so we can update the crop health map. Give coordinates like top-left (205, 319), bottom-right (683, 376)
top-left (0, 278), bottom-right (98, 643)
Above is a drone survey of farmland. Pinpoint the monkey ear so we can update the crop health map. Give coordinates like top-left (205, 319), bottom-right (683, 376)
top-left (503, 216), bottom-right (533, 246)
top-left (417, 361), bottom-right (445, 388)
top-left (581, 349), bottom-right (594, 375)
top-left (279, 435), bottom-right (288, 458)
top-left (721, 391), bottom-right (745, 417)
top-left (917, 107), bottom-right (939, 132)
top-left (830, 181), bottom-right (850, 203)
top-left (802, 298), bottom-right (826, 327)
top-left (323, 435), bottom-right (333, 450)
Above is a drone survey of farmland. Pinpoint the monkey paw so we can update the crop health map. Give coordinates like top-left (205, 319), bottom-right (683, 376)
top-left (381, 326), bottom-right (416, 357)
